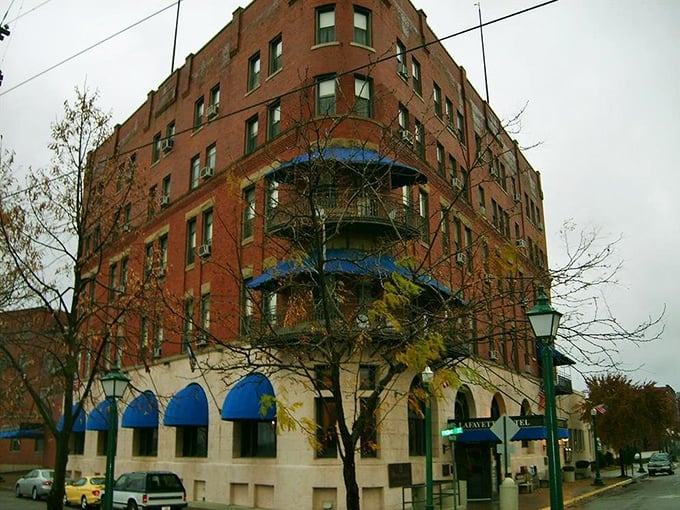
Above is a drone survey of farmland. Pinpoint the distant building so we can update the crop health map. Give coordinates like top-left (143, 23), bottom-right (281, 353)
top-left (69, 0), bottom-right (587, 508)
top-left (0, 307), bottom-right (63, 473)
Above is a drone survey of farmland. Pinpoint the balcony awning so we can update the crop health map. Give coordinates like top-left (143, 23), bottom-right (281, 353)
top-left (221, 373), bottom-right (276, 421)
top-left (248, 249), bottom-right (457, 300)
top-left (269, 147), bottom-right (426, 188)
top-left (0, 427), bottom-right (44, 439)
top-left (163, 383), bottom-right (209, 427)
top-left (122, 391), bottom-right (159, 429)
top-left (537, 343), bottom-right (576, 366)
top-left (57, 404), bottom-right (86, 432)
top-left (86, 399), bottom-right (115, 431)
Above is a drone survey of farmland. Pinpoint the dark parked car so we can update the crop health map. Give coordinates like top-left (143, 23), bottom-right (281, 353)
top-left (112, 471), bottom-right (187, 510)
top-left (15, 468), bottom-right (55, 500)
top-left (648, 452), bottom-right (675, 476)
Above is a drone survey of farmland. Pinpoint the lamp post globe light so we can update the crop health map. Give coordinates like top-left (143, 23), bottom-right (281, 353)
top-left (590, 408), bottom-right (604, 486)
top-left (100, 367), bottom-right (130, 510)
top-left (526, 289), bottom-right (564, 510)
top-left (421, 366), bottom-right (434, 510)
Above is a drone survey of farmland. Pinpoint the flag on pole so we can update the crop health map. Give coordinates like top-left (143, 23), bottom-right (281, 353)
top-left (594, 403), bottom-right (608, 415)
top-left (538, 384), bottom-right (545, 410)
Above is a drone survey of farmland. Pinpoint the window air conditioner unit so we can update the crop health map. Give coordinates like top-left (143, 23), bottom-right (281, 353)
top-left (122, 223), bottom-right (130, 233)
top-left (537, 221), bottom-right (544, 231)
top-left (524, 364), bottom-right (533, 374)
top-left (159, 194), bottom-right (170, 207)
top-left (152, 347), bottom-right (162, 358)
top-left (489, 350), bottom-right (499, 361)
top-left (455, 252), bottom-right (467, 265)
top-left (400, 129), bottom-right (414, 145)
top-left (451, 177), bottom-right (463, 190)
top-left (398, 62), bottom-right (408, 78)
top-left (516, 239), bottom-right (527, 248)
top-left (513, 193), bottom-right (521, 203)
top-left (161, 138), bottom-right (174, 152)
top-left (206, 103), bottom-right (219, 119)
top-left (490, 166), bottom-right (498, 178)
top-left (200, 166), bottom-right (214, 179)
top-left (198, 243), bottom-right (212, 258)
top-left (479, 206), bottom-right (487, 217)
top-left (196, 334), bottom-right (208, 346)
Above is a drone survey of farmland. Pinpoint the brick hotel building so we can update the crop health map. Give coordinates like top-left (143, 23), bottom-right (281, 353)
top-left (68, 0), bottom-right (585, 508)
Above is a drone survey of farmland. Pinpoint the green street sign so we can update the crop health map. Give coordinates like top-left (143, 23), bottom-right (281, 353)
top-left (440, 426), bottom-right (463, 437)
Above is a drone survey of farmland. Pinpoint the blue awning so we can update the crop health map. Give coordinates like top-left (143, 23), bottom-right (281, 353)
top-left (122, 391), bottom-right (159, 429)
top-left (248, 249), bottom-right (456, 299)
top-left (163, 383), bottom-right (209, 427)
top-left (86, 399), bottom-right (116, 431)
top-left (269, 147), bottom-right (426, 188)
top-left (222, 374), bottom-right (276, 421)
top-left (513, 426), bottom-right (569, 441)
top-left (537, 343), bottom-right (576, 366)
top-left (57, 404), bottom-right (86, 432)
top-left (0, 427), bottom-right (44, 439)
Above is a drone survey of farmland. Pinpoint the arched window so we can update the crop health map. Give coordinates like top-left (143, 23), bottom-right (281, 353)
top-left (408, 376), bottom-right (426, 456)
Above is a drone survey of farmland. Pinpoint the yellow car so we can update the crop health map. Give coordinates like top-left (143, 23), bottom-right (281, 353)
top-left (64, 475), bottom-right (106, 509)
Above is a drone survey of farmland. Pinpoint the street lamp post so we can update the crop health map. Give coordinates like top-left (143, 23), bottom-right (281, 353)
top-left (527, 289), bottom-right (564, 510)
top-left (422, 366), bottom-right (434, 510)
top-left (100, 367), bottom-right (130, 510)
top-left (590, 409), bottom-right (604, 486)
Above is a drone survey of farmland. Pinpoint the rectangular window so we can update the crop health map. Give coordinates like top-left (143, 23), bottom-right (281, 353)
top-left (120, 257), bottom-right (128, 293)
top-left (140, 316), bottom-right (149, 360)
top-left (436, 143), bottom-right (445, 176)
top-left (177, 426), bottom-right (208, 458)
top-left (453, 217), bottom-right (462, 252)
top-left (202, 209), bottom-right (213, 247)
top-left (441, 207), bottom-right (450, 255)
top-left (396, 39), bottom-right (407, 77)
top-left (316, 5), bottom-right (336, 44)
top-left (316, 75), bottom-right (336, 116)
top-left (193, 97), bottom-right (204, 130)
top-left (182, 297), bottom-right (194, 351)
top-left (433, 82), bottom-right (442, 119)
top-left (210, 84), bottom-right (220, 108)
top-left (412, 57), bottom-right (422, 96)
top-left (316, 397), bottom-right (338, 458)
top-left (144, 243), bottom-right (154, 278)
top-left (360, 398), bottom-right (377, 458)
top-left (465, 226), bottom-right (473, 271)
top-left (206, 144), bottom-right (216, 171)
top-left (268, 100), bottom-right (281, 139)
top-left (243, 186), bottom-right (255, 239)
top-left (152, 132), bottom-right (161, 163)
top-left (186, 217), bottom-right (197, 265)
top-left (165, 121), bottom-right (176, 150)
top-left (241, 278), bottom-right (254, 335)
top-left (478, 186), bottom-right (486, 212)
top-left (238, 421), bottom-right (277, 457)
top-left (133, 428), bottom-right (158, 457)
top-left (269, 34), bottom-right (282, 75)
top-left (158, 234), bottom-right (168, 273)
top-left (245, 115), bottom-right (259, 154)
top-left (445, 97), bottom-right (453, 127)
top-left (456, 111), bottom-right (465, 141)
top-left (353, 7), bottom-right (371, 46)
top-left (161, 175), bottom-right (171, 202)
top-left (263, 291), bottom-right (277, 325)
top-left (414, 120), bottom-right (425, 157)
top-left (190, 155), bottom-right (200, 190)
top-left (248, 52), bottom-right (261, 91)
top-left (200, 292), bottom-right (211, 333)
top-left (147, 185), bottom-right (156, 220)
top-left (108, 263), bottom-right (117, 302)
top-left (419, 189), bottom-right (429, 240)
top-left (153, 318), bottom-right (164, 357)
top-left (265, 178), bottom-right (279, 228)
top-left (354, 76), bottom-right (372, 117)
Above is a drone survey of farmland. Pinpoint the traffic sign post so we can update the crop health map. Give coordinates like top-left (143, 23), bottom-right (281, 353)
top-left (440, 426), bottom-right (463, 510)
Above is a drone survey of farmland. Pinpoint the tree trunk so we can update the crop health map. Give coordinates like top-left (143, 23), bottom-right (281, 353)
top-left (46, 430), bottom-right (70, 510)
top-left (342, 445), bottom-right (361, 510)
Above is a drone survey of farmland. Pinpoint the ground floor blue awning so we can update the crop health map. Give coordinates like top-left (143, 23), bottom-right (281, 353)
top-left (269, 147), bottom-right (426, 188)
top-left (122, 391), bottom-right (159, 428)
top-left (248, 249), bottom-right (457, 300)
top-left (222, 374), bottom-right (276, 421)
top-left (163, 383), bottom-right (209, 427)
top-left (57, 404), bottom-right (86, 433)
top-left (0, 427), bottom-right (44, 439)
top-left (86, 399), bottom-right (116, 431)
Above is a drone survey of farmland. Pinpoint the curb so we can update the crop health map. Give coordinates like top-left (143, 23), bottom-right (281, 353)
top-left (539, 476), bottom-right (644, 510)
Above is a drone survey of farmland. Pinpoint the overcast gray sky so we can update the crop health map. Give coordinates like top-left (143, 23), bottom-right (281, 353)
top-left (1, 0), bottom-right (678, 392)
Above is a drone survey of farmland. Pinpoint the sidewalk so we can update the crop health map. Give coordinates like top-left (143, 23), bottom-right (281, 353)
top-left (467, 468), bottom-right (647, 510)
